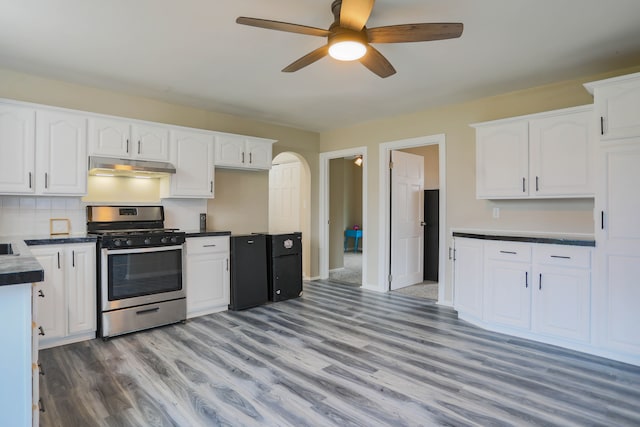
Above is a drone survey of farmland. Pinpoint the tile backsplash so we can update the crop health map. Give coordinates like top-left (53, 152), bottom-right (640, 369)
top-left (0, 196), bottom-right (208, 237)
top-left (0, 196), bottom-right (87, 237)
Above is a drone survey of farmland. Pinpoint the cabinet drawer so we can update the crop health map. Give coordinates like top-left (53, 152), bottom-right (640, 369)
top-left (186, 236), bottom-right (229, 254)
top-left (533, 245), bottom-right (591, 269)
top-left (485, 241), bottom-right (531, 262)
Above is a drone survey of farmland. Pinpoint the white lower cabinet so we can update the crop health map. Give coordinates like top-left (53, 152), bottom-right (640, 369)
top-left (185, 236), bottom-right (230, 318)
top-left (454, 236), bottom-right (595, 354)
top-left (30, 243), bottom-right (96, 349)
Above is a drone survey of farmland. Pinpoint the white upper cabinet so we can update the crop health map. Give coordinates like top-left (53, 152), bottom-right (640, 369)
top-left (161, 129), bottom-right (214, 198)
top-left (0, 103), bottom-right (35, 194)
top-left (476, 121), bottom-right (529, 198)
top-left (89, 117), bottom-right (169, 161)
top-left (473, 105), bottom-right (595, 199)
top-left (35, 110), bottom-right (87, 195)
top-left (529, 109), bottom-right (595, 197)
top-left (214, 133), bottom-right (275, 170)
top-left (585, 72), bottom-right (640, 141)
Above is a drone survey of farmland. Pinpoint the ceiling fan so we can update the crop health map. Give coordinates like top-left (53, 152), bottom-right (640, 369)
top-left (236, 0), bottom-right (463, 78)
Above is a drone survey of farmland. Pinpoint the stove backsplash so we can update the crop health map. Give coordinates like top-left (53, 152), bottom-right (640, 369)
top-left (0, 196), bottom-right (206, 237)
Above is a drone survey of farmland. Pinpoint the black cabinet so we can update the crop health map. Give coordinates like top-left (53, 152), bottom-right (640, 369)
top-left (229, 234), bottom-right (268, 310)
top-left (266, 232), bottom-right (302, 302)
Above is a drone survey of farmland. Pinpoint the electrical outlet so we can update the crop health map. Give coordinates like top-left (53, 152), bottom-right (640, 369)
top-left (492, 207), bottom-right (500, 219)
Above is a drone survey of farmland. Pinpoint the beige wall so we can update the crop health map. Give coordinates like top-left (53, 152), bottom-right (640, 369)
top-left (402, 145), bottom-right (439, 190)
top-left (319, 65), bottom-right (640, 301)
top-left (0, 67), bottom-right (322, 277)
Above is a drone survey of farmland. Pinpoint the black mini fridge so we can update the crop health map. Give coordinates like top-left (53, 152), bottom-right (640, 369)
top-left (229, 234), bottom-right (268, 310)
top-left (266, 232), bottom-right (303, 302)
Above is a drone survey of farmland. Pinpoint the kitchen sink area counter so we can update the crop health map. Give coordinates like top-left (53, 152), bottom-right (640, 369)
top-left (452, 230), bottom-right (595, 247)
top-left (183, 230), bottom-right (232, 238)
top-left (0, 238), bottom-right (45, 285)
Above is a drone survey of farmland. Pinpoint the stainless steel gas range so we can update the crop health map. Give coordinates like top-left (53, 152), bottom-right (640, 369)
top-left (87, 205), bottom-right (186, 339)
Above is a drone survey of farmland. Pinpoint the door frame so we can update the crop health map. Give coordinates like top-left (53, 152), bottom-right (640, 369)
top-left (319, 147), bottom-right (368, 286)
top-left (379, 134), bottom-right (448, 304)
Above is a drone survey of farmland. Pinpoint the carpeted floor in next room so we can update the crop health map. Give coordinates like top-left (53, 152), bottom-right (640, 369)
top-left (329, 252), bottom-right (438, 301)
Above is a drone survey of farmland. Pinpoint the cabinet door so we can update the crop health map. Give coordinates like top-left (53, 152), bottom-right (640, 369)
top-left (131, 123), bottom-right (170, 161)
top-left (595, 144), bottom-right (640, 354)
top-left (529, 110), bottom-right (595, 197)
top-left (89, 117), bottom-right (131, 157)
top-left (186, 237), bottom-right (230, 318)
top-left (453, 238), bottom-right (484, 320)
top-left (35, 110), bottom-right (87, 195)
top-left (484, 251), bottom-right (531, 330)
top-left (245, 138), bottom-right (272, 170)
top-left (214, 134), bottom-right (245, 167)
top-left (31, 247), bottom-right (66, 341)
top-left (66, 245), bottom-right (96, 335)
top-left (166, 130), bottom-right (214, 198)
top-left (596, 76), bottom-right (640, 141)
top-left (476, 121), bottom-right (529, 198)
top-left (532, 266), bottom-right (590, 342)
top-left (0, 104), bottom-right (35, 194)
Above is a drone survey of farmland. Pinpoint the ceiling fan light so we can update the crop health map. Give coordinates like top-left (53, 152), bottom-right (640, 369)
top-left (329, 41), bottom-right (367, 61)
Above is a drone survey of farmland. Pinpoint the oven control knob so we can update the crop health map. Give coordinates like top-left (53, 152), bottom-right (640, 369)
top-left (114, 240), bottom-right (122, 247)
top-left (126, 239), bottom-right (133, 246)
top-left (171, 236), bottom-right (178, 243)
top-left (161, 237), bottom-right (168, 244)
top-left (144, 238), bottom-right (152, 245)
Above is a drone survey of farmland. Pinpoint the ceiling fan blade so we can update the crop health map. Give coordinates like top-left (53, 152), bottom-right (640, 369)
top-left (360, 45), bottom-right (396, 78)
top-left (340, 0), bottom-right (375, 31)
top-left (236, 17), bottom-right (329, 37)
top-left (282, 45), bottom-right (330, 72)
top-left (367, 23), bottom-right (463, 43)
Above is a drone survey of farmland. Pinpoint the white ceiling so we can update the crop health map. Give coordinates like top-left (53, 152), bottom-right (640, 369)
top-left (1, 0), bottom-right (640, 132)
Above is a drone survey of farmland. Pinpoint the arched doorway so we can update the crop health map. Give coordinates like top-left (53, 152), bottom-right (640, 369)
top-left (269, 152), bottom-right (312, 280)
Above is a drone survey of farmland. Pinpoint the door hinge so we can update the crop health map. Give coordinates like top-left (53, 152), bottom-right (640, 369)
top-left (388, 274), bottom-right (392, 283)
top-left (389, 160), bottom-right (394, 169)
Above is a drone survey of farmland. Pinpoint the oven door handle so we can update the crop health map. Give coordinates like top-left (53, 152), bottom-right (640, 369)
top-left (102, 245), bottom-right (184, 255)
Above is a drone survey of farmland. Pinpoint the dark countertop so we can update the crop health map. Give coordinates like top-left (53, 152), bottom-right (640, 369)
top-left (184, 230), bottom-right (232, 238)
top-left (24, 234), bottom-right (97, 246)
top-left (0, 239), bottom-right (44, 286)
top-left (452, 231), bottom-right (595, 247)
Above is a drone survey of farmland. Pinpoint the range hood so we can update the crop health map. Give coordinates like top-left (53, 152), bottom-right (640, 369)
top-left (89, 156), bottom-right (176, 178)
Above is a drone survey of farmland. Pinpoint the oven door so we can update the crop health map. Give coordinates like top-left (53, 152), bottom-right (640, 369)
top-left (100, 245), bottom-right (185, 311)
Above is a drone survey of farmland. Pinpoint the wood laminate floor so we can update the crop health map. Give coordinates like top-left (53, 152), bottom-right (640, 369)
top-left (39, 280), bottom-right (640, 427)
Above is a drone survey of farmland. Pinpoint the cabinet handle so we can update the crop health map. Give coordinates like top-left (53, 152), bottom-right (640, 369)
top-left (539, 273), bottom-right (542, 290)
top-left (203, 244), bottom-right (217, 247)
top-left (249, 152), bottom-right (253, 164)
top-left (525, 272), bottom-right (528, 288)
top-left (601, 211), bottom-right (605, 230)
top-left (45, 172), bottom-right (48, 189)
top-left (29, 172), bottom-right (32, 189)
top-left (210, 181), bottom-right (213, 193)
top-left (38, 326), bottom-right (45, 336)
top-left (600, 116), bottom-right (605, 135)
top-left (242, 152), bottom-right (245, 163)
top-left (226, 258), bottom-right (229, 271)
top-left (449, 247), bottom-right (452, 260)
top-left (522, 177), bottom-right (526, 193)
top-left (535, 176), bottom-right (539, 192)
top-left (72, 250), bottom-right (75, 267)
top-left (57, 252), bottom-right (60, 269)
top-left (38, 289), bottom-right (45, 298)
top-left (138, 140), bottom-right (141, 154)
top-left (550, 255), bottom-right (571, 259)
top-left (453, 248), bottom-right (457, 262)
top-left (38, 398), bottom-right (45, 413)
top-left (126, 139), bottom-right (130, 153)
top-left (500, 250), bottom-right (517, 255)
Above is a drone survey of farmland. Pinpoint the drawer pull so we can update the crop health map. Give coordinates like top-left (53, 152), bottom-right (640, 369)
top-left (38, 326), bottom-right (45, 336)
top-left (525, 272), bottom-right (528, 288)
top-left (136, 307), bottom-right (160, 315)
top-left (203, 244), bottom-right (217, 247)
top-left (247, 240), bottom-right (254, 244)
top-left (499, 250), bottom-right (517, 255)
top-left (550, 255), bottom-right (571, 259)
top-left (539, 273), bottom-right (542, 290)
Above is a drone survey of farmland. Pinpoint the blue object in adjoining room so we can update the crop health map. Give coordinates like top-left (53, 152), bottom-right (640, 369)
top-left (344, 229), bottom-right (363, 253)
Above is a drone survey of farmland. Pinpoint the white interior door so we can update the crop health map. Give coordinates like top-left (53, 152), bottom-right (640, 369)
top-left (269, 162), bottom-right (301, 232)
top-left (390, 150), bottom-right (424, 290)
